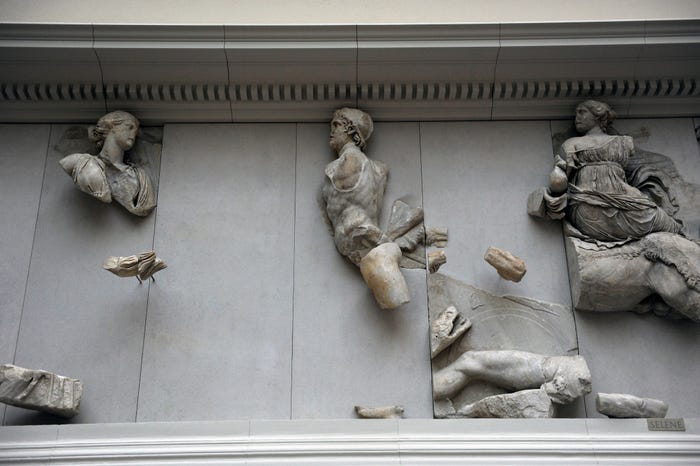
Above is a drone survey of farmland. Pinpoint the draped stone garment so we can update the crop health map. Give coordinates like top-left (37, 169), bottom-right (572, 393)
top-left (565, 135), bottom-right (682, 242)
top-left (60, 153), bottom-right (156, 216)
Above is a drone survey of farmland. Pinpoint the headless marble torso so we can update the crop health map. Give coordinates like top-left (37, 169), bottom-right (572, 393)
top-left (322, 143), bottom-right (388, 265)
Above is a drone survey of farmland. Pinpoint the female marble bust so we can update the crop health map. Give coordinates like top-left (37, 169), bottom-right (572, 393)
top-left (59, 111), bottom-right (156, 216)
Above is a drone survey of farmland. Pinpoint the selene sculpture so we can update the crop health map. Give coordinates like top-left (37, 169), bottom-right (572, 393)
top-left (59, 111), bottom-right (156, 216)
top-left (322, 108), bottom-right (411, 309)
top-left (529, 100), bottom-right (700, 320)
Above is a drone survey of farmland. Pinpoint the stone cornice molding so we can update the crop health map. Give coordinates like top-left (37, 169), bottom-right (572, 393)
top-left (1, 419), bottom-right (698, 464)
top-left (0, 20), bottom-right (698, 122)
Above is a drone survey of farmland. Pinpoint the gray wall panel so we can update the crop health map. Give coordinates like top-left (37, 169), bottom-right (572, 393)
top-left (0, 125), bottom-right (49, 425)
top-left (5, 124), bottom-right (159, 425)
top-left (420, 121), bottom-right (572, 305)
top-left (138, 124), bottom-right (296, 421)
top-left (291, 123), bottom-right (432, 418)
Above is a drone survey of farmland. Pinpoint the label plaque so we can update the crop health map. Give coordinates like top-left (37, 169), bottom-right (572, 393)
top-left (647, 418), bottom-right (685, 432)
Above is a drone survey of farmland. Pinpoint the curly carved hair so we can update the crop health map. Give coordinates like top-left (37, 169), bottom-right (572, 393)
top-left (332, 107), bottom-right (373, 150)
top-left (88, 110), bottom-right (139, 149)
top-left (577, 100), bottom-right (617, 132)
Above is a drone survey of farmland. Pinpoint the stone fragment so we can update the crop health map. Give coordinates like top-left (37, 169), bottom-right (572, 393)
top-left (355, 405), bottom-right (404, 419)
top-left (428, 250), bottom-right (447, 273)
top-left (526, 187), bottom-right (547, 218)
top-left (426, 227), bottom-right (448, 248)
top-left (0, 364), bottom-right (82, 418)
top-left (386, 200), bottom-right (423, 241)
top-left (360, 243), bottom-right (410, 309)
top-left (103, 250), bottom-right (167, 282)
top-left (430, 306), bottom-right (471, 358)
top-left (484, 246), bottom-right (526, 282)
top-left (596, 392), bottom-right (669, 418)
top-left (450, 389), bottom-right (554, 419)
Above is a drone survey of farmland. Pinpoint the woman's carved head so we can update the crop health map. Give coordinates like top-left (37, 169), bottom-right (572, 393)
top-left (89, 110), bottom-right (140, 150)
top-left (576, 100), bottom-right (616, 133)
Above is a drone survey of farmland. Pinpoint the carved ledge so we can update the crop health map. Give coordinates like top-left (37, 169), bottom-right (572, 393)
top-left (0, 419), bottom-right (698, 464)
top-left (1, 21), bottom-right (699, 122)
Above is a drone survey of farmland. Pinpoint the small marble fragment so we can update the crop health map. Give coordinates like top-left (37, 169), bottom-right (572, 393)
top-left (426, 227), bottom-right (448, 248)
top-left (526, 187), bottom-right (547, 218)
top-left (103, 251), bottom-right (167, 282)
top-left (360, 243), bottom-right (410, 309)
top-left (386, 200), bottom-right (423, 241)
top-left (596, 392), bottom-right (669, 418)
top-left (453, 389), bottom-right (554, 418)
top-left (484, 246), bottom-right (526, 282)
top-left (430, 306), bottom-right (471, 358)
top-left (0, 364), bottom-right (82, 418)
top-left (428, 250), bottom-right (447, 274)
top-left (355, 405), bottom-right (404, 419)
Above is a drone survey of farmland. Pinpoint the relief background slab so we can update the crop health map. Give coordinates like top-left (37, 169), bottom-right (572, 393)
top-left (1, 118), bottom-right (698, 424)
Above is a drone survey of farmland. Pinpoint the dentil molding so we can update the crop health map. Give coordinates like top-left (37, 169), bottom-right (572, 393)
top-left (0, 21), bottom-right (699, 122)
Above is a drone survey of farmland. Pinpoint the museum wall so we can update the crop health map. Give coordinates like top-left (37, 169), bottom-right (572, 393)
top-left (1, 117), bottom-right (699, 426)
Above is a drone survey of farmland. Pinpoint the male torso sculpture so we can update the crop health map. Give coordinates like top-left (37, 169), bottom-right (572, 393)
top-left (322, 108), bottom-right (410, 309)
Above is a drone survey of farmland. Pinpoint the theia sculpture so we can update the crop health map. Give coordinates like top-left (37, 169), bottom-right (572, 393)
top-left (59, 111), bottom-right (156, 216)
top-left (322, 108), bottom-right (420, 309)
top-left (528, 100), bottom-right (700, 321)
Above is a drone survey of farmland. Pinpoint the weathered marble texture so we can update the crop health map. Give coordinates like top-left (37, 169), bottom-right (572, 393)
top-left (443, 389), bottom-right (554, 419)
top-left (0, 365), bottom-right (82, 418)
top-left (102, 251), bottom-right (167, 282)
top-left (323, 108), bottom-right (420, 309)
top-left (554, 117), bottom-right (700, 418)
top-left (427, 250), bottom-right (447, 274)
top-left (355, 405), bottom-right (404, 419)
top-left (58, 111), bottom-right (159, 217)
top-left (428, 273), bottom-right (582, 417)
top-left (430, 306), bottom-right (471, 359)
top-left (433, 349), bottom-right (591, 407)
top-left (483, 246), bottom-right (526, 282)
top-left (537, 103), bottom-right (700, 321)
top-left (596, 392), bottom-right (668, 419)
top-left (360, 243), bottom-right (410, 309)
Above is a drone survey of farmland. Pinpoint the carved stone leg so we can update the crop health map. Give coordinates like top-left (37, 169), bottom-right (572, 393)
top-left (359, 242), bottom-right (410, 309)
